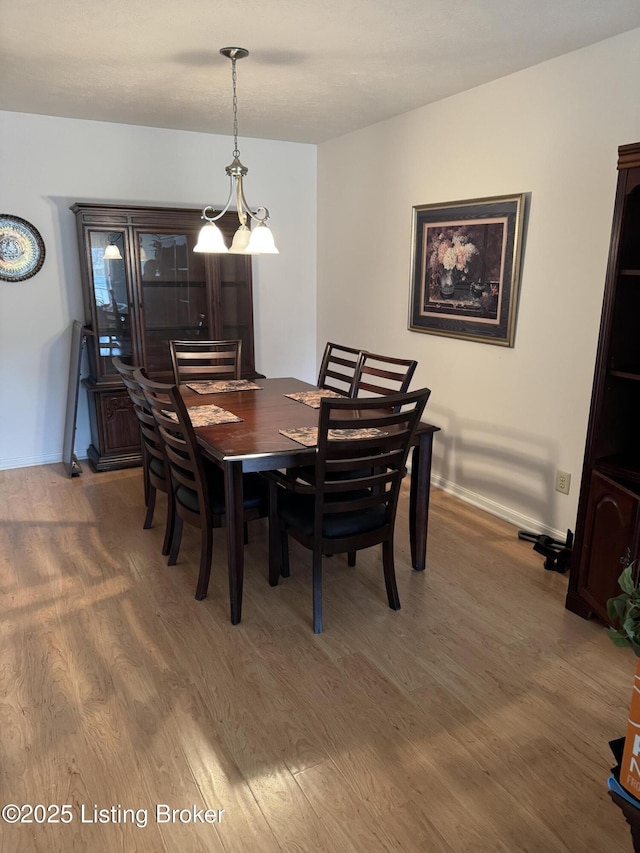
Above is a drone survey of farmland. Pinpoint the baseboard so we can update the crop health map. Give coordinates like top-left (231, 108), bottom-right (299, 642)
top-left (0, 452), bottom-right (88, 471)
top-left (430, 473), bottom-right (567, 542)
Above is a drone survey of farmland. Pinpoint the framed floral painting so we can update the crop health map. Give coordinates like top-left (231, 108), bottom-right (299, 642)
top-left (408, 193), bottom-right (527, 346)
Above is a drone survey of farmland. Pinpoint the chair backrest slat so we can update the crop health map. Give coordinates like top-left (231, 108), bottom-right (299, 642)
top-left (317, 342), bottom-right (363, 398)
top-left (354, 351), bottom-right (418, 405)
top-left (170, 339), bottom-right (242, 385)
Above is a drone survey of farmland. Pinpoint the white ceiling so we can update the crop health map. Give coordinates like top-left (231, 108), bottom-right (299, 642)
top-left (2, 0), bottom-right (640, 145)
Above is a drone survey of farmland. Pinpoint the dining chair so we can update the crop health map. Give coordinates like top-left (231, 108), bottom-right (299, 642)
top-left (135, 369), bottom-right (268, 601)
top-left (169, 339), bottom-right (242, 385)
top-left (354, 350), bottom-right (418, 408)
top-left (112, 357), bottom-right (174, 555)
top-left (297, 348), bottom-right (419, 484)
top-left (266, 387), bottom-right (431, 633)
top-left (316, 341), bottom-right (363, 397)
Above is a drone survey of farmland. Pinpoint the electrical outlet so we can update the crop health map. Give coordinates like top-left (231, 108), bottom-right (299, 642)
top-left (555, 469), bottom-right (571, 495)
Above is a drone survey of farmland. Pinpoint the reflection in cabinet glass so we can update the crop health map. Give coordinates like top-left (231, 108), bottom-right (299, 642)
top-left (72, 203), bottom-right (257, 471)
top-left (89, 229), bottom-right (133, 377)
top-left (566, 143), bottom-right (640, 620)
top-left (137, 231), bottom-right (209, 375)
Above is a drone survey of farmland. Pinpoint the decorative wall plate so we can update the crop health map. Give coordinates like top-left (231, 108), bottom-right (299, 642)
top-left (0, 214), bottom-right (46, 282)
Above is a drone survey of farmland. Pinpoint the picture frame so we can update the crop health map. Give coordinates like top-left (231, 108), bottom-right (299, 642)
top-left (0, 214), bottom-right (46, 282)
top-left (408, 193), bottom-right (526, 346)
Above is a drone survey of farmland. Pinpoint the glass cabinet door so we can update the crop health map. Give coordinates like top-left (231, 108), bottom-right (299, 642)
top-left (136, 231), bottom-right (209, 374)
top-left (88, 229), bottom-right (133, 379)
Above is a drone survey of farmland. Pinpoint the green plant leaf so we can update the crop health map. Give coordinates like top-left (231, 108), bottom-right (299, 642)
top-left (606, 562), bottom-right (640, 654)
top-left (608, 592), bottom-right (629, 625)
top-left (623, 613), bottom-right (639, 639)
top-left (619, 564), bottom-right (637, 595)
top-left (606, 627), bottom-right (632, 648)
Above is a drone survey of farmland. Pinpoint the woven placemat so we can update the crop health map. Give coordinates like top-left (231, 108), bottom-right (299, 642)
top-left (187, 379), bottom-right (262, 394)
top-left (279, 427), bottom-right (388, 447)
top-left (165, 405), bottom-right (242, 426)
top-left (284, 389), bottom-right (344, 408)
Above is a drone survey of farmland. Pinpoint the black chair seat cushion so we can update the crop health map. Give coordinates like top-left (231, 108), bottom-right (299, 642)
top-left (278, 490), bottom-right (385, 539)
top-left (149, 456), bottom-right (165, 479)
top-left (174, 462), bottom-right (267, 516)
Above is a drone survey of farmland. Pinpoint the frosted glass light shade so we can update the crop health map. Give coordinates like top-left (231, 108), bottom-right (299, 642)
top-left (194, 222), bottom-right (229, 253)
top-left (103, 244), bottom-right (122, 260)
top-left (229, 224), bottom-right (251, 254)
top-left (246, 222), bottom-right (279, 254)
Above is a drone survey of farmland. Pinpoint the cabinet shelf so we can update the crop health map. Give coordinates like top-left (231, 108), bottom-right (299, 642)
top-left (596, 455), bottom-right (640, 485)
top-left (609, 369), bottom-right (640, 381)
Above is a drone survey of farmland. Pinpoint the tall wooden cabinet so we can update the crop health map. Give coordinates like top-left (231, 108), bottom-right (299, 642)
top-left (72, 203), bottom-right (257, 471)
top-left (566, 142), bottom-right (640, 621)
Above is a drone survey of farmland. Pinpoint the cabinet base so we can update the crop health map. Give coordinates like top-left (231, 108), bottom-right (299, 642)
top-left (87, 444), bottom-right (142, 472)
top-left (564, 589), bottom-right (594, 620)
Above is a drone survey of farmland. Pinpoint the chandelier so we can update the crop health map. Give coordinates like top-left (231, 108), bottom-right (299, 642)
top-left (103, 233), bottom-right (123, 260)
top-left (194, 47), bottom-right (279, 255)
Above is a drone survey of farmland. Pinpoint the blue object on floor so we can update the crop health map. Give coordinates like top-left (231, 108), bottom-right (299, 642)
top-left (609, 774), bottom-right (640, 809)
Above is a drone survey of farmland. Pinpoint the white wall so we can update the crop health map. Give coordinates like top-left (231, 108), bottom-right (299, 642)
top-left (318, 28), bottom-right (640, 537)
top-left (0, 112), bottom-right (317, 469)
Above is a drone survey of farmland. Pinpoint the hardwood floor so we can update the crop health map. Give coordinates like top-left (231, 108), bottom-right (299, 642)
top-left (0, 463), bottom-right (636, 852)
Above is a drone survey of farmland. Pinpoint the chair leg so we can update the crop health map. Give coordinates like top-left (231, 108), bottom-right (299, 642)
top-left (382, 539), bottom-right (400, 611)
top-left (347, 551), bottom-right (356, 567)
top-left (143, 484), bottom-right (157, 529)
top-left (195, 526), bottom-right (213, 600)
top-left (142, 449), bottom-right (150, 508)
top-left (312, 546), bottom-right (323, 633)
top-left (161, 489), bottom-right (176, 557)
top-left (168, 514), bottom-right (183, 566)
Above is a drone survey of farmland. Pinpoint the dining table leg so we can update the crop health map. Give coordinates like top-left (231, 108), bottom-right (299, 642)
top-left (224, 460), bottom-right (245, 624)
top-left (409, 431), bottom-right (434, 571)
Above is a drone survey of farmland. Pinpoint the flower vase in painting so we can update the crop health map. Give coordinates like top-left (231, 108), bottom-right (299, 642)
top-left (429, 230), bottom-right (479, 300)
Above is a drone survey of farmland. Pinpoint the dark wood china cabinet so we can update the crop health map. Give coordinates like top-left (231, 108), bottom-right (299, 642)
top-left (72, 203), bottom-right (257, 471)
top-left (566, 143), bottom-right (640, 621)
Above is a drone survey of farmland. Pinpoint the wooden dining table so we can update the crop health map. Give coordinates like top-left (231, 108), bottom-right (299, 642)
top-left (181, 377), bottom-right (440, 625)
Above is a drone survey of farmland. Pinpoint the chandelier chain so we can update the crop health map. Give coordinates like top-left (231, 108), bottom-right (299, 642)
top-left (231, 57), bottom-right (240, 159)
